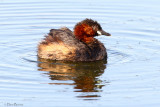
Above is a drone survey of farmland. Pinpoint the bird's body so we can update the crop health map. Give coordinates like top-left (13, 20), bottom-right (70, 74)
top-left (38, 19), bottom-right (111, 61)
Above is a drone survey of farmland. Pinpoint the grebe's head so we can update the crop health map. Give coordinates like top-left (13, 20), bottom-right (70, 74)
top-left (74, 18), bottom-right (111, 43)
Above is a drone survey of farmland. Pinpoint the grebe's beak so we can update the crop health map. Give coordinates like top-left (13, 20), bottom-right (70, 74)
top-left (97, 30), bottom-right (111, 36)
top-left (101, 30), bottom-right (111, 36)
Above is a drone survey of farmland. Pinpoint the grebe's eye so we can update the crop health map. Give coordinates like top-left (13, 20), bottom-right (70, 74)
top-left (97, 31), bottom-right (102, 35)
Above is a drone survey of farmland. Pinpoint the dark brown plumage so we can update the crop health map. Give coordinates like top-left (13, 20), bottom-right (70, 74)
top-left (38, 19), bottom-right (111, 61)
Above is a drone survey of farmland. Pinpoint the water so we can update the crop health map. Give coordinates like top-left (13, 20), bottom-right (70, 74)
top-left (0, 0), bottom-right (160, 107)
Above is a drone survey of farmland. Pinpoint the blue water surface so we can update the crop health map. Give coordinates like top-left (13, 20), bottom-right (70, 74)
top-left (0, 0), bottom-right (160, 107)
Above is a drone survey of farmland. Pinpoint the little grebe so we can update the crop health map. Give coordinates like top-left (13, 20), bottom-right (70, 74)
top-left (38, 19), bottom-right (111, 61)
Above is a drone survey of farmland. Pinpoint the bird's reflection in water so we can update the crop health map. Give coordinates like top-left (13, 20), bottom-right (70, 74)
top-left (38, 57), bottom-right (107, 99)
